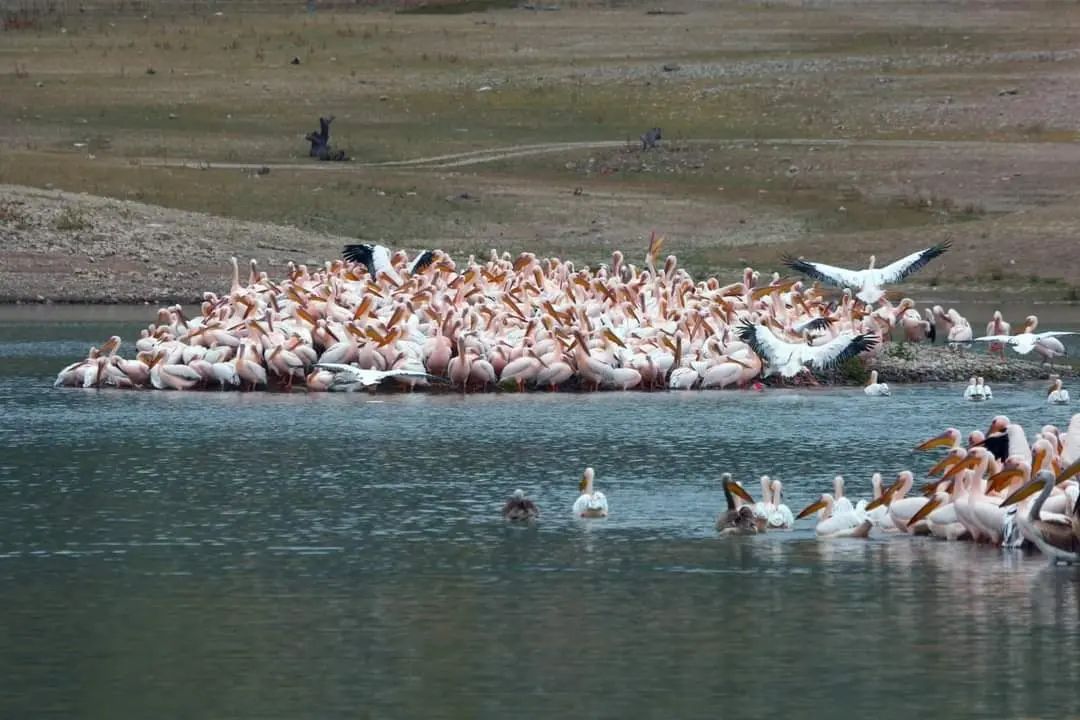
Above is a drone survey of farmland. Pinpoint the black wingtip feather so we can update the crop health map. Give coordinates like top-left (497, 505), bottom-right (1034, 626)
top-left (408, 249), bottom-right (437, 275)
top-left (342, 243), bottom-right (376, 273)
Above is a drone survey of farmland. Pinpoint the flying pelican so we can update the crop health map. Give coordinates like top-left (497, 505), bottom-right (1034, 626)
top-left (736, 320), bottom-right (877, 378)
top-left (502, 489), bottom-right (540, 522)
top-left (1048, 378), bottom-right (1071, 405)
top-left (573, 467), bottom-right (608, 518)
top-left (864, 370), bottom-right (890, 396)
top-left (716, 473), bottom-right (760, 535)
top-left (781, 241), bottom-right (951, 304)
top-left (314, 363), bottom-right (436, 391)
top-left (974, 315), bottom-right (1077, 357)
top-left (796, 493), bottom-right (873, 538)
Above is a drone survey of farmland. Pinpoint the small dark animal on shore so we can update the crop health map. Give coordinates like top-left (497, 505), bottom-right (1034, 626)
top-left (305, 115), bottom-right (349, 162)
top-left (641, 127), bottom-right (662, 150)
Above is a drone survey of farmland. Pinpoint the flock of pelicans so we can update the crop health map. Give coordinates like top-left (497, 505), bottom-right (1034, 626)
top-left (505, 413), bottom-right (1080, 563)
top-left (53, 238), bottom-right (1076, 393)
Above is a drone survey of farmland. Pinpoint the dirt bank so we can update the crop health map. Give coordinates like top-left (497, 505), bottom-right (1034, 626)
top-left (0, 183), bottom-right (351, 304)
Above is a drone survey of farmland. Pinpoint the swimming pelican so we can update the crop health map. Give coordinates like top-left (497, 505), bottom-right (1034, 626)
top-left (963, 377), bottom-right (981, 401)
top-left (1048, 378), bottom-right (1070, 405)
top-left (767, 479), bottom-right (795, 529)
top-left (502, 489), bottom-right (540, 522)
top-left (573, 467), bottom-right (608, 518)
top-left (716, 474), bottom-right (759, 535)
top-left (796, 493), bottom-right (872, 538)
top-left (976, 377), bottom-right (992, 400)
top-left (864, 370), bottom-right (890, 397)
top-left (781, 241), bottom-right (951, 305)
top-left (999, 463), bottom-right (1080, 562)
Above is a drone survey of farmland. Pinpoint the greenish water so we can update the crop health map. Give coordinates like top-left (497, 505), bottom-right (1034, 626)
top-left (2, 311), bottom-right (1080, 719)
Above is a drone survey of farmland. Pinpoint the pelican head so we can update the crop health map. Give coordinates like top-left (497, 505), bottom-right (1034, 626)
top-left (512, 488), bottom-right (525, 500)
top-left (579, 467), bottom-right (595, 493)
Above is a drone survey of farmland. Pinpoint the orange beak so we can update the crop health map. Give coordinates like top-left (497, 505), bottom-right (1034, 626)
top-left (796, 499), bottom-right (827, 520)
top-left (986, 468), bottom-right (1025, 494)
top-left (915, 431), bottom-right (956, 451)
top-left (998, 479), bottom-right (1046, 508)
top-left (907, 496), bottom-right (942, 526)
top-left (725, 481), bottom-right (754, 503)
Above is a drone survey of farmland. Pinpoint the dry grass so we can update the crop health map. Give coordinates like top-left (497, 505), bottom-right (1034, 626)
top-left (2, 0), bottom-right (1080, 292)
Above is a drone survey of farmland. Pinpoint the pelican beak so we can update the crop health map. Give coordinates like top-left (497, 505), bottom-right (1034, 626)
top-left (915, 431), bottom-right (955, 451)
top-left (907, 497), bottom-right (941, 526)
top-left (724, 481), bottom-right (754, 503)
top-left (865, 485), bottom-right (896, 511)
top-left (796, 499), bottom-right (827, 520)
top-left (1031, 446), bottom-right (1048, 473)
top-left (919, 480), bottom-right (942, 497)
top-left (1057, 459), bottom-right (1080, 485)
top-left (579, 474), bottom-right (589, 492)
top-left (602, 328), bottom-right (626, 348)
top-left (942, 454), bottom-right (979, 481)
top-left (986, 468), bottom-right (1025, 494)
top-left (999, 478), bottom-right (1046, 508)
top-left (926, 454), bottom-right (961, 478)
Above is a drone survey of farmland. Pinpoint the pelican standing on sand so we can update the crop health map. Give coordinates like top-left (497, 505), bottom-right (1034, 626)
top-left (573, 467), bottom-right (609, 518)
top-left (502, 489), bottom-right (540, 522)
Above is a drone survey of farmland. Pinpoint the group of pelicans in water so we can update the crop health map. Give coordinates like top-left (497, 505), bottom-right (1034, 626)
top-left (52, 237), bottom-right (1077, 393)
top-left (505, 413), bottom-right (1080, 563)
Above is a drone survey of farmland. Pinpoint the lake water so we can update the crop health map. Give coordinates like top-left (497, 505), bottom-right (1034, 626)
top-left (2, 309), bottom-right (1080, 719)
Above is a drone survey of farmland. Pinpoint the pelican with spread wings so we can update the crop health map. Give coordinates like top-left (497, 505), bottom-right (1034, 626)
top-left (736, 319), bottom-right (877, 378)
top-left (314, 362), bottom-right (439, 392)
top-left (782, 241), bottom-right (951, 304)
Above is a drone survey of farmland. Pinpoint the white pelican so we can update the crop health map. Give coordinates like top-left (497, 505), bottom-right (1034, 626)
top-left (752, 475), bottom-right (774, 523)
top-left (985, 311), bottom-right (1010, 361)
top-left (314, 363), bottom-right (435, 391)
top-left (796, 493), bottom-right (872, 538)
top-left (859, 473), bottom-right (897, 531)
top-left (1048, 378), bottom-right (1070, 405)
top-left (864, 370), bottom-right (890, 396)
top-left (781, 241), bottom-right (951, 304)
top-left (716, 474), bottom-right (759, 535)
top-left (736, 320), bottom-right (877, 378)
top-left (573, 467), bottom-right (608, 518)
top-left (866, 471), bottom-right (932, 535)
top-left (976, 377), bottom-right (992, 400)
top-left (962, 377), bottom-right (981, 401)
top-left (974, 315), bottom-right (1077, 356)
top-left (502, 489), bottom-right (540, 522)
top-left (767, 479), bottom-right (795, 529)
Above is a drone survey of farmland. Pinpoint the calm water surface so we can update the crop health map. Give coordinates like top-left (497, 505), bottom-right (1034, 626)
top-left (2, 309), bottom-right (1080, 719)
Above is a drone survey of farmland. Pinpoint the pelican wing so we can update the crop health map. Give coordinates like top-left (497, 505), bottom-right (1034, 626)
top-left (737, 320), bottom-right (876, 371)
top-left (873, 241), bottom-right (951, 284)
top-left (407, 249), bottom-right (437, 275)
top-left (1034, 331), bottom-right (1078, 340)
top-left (342, 243), bottom-right (392, 277)
top-left (781, 256), bottom-right (866, 289)
top-left (973, 334), bottom-right (1012, 344)
top-left (315, 362), bottom-right (434, 387)
top-left (792, 316), bottom-right (834, 334)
